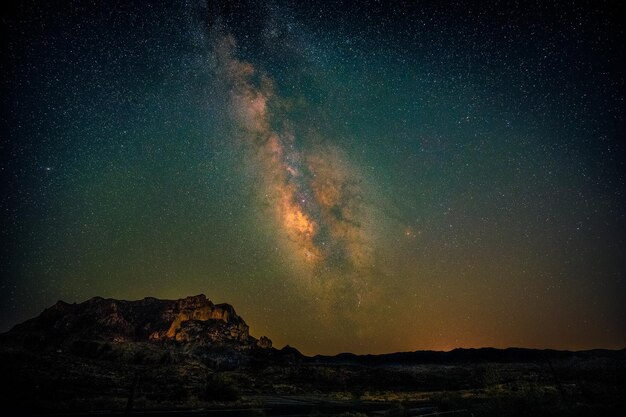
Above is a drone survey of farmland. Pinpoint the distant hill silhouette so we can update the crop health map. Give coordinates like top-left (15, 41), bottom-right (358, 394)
top-left (314, 346), bottom-right (626, 365)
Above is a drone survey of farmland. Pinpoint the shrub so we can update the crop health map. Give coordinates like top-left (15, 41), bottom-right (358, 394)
top-left (200, 373), bottom-right (239, 402)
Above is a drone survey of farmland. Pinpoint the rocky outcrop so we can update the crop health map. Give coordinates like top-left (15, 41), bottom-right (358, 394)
top-left (7, 294), bottom-right (271, 351)
top-left (257, 335), bottom-right (272, 349)
top-left (159, 295), bottom-right (249, 341)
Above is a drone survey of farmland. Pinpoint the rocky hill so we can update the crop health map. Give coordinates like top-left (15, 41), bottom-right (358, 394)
top-left (4, 294), bottom-right (272, 351)
top-left (1, 295), bottom-right (624, 415)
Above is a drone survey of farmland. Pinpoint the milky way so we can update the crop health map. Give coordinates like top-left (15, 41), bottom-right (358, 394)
top-left (213, 33), bottom-right (378, 310)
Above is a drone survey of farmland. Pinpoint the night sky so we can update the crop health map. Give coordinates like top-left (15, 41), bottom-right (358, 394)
top-left (1, 0), bottom-right (625, 355)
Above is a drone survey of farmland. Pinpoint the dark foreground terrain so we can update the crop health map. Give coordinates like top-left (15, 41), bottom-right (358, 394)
top-left (1, 295), bottom-right (625, 416)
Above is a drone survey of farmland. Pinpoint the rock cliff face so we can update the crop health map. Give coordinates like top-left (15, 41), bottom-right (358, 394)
top-left (7, 294), bottom-right (270, 350)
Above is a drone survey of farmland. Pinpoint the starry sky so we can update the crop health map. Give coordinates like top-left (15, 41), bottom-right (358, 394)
top-left (1, 0), bottom-right (625, 355)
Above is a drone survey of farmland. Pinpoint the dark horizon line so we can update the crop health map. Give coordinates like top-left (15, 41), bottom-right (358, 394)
top-left (308, 345), bottom-right (626, 357)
